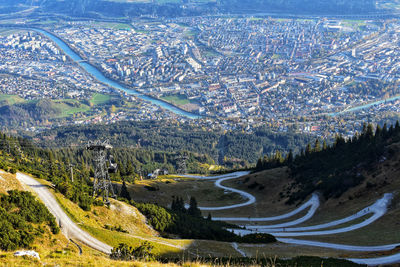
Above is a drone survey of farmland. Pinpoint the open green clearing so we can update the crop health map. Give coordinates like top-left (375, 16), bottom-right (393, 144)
top-left (90, 93), bottom-right (111, 106)
top-left (160, 94), bottom-right (197, 106)
top-left (0, 94), bottom-right (25, 106)
top-left (52, 100), bottom-right (91, 118)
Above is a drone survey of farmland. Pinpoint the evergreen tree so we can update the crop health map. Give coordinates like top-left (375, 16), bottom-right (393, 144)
top-left (171, 196), bottom-right (186, 213)
top-left (285, 150), bottom-right (293, 164)
top-left (120, 180), bottom-right (131, 201)
top-left (188, 196), bottom-right (202, 217)
top-left (322, 140), bottom-right (328, 150)
top-left (314, 138), bottom-right (321, 152)
top-left (366, 123), bottom-right (374, 140)
top-left (382, 123), bottom-right (388, 137)
top-left (305, 144), bottom-right (312, 156)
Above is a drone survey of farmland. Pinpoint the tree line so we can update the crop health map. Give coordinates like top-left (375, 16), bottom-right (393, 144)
top-left (29, 120), bottom-right (313, 165)
top-left (256, 122), bottom-right (400, 204)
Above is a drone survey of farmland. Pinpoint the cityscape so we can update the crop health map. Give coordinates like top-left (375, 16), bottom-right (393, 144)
top-left (2, 1), bottom-right (400, 266)
top-left (2, 16), bottom-right (400, 137)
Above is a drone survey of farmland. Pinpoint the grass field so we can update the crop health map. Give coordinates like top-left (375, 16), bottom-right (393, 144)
top-left (125, 177), bottom-right (243, 210)
top-left (89, 93), bottom-right (111, 106)
top-left (160, 94), bottom-right (199, 108)
top-left (0, 94), bottom-right (25, 106)
top-left (161, 94), bottom-right (191, 106)
top-left (52, 100), bottom-right (91, 118)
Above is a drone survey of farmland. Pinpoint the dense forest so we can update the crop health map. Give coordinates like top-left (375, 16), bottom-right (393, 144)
top-left (0, 190), bottom-right (59, 251)
top-left (0, 131), bottom-right (221, 209)
top-left (256, 122), bottom-right (400, 204)
top-left (30, 120), bottom-right (314, 165)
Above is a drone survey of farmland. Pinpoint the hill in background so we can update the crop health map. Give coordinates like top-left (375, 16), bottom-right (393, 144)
top-left (0, 0), bottom-right (377, 18)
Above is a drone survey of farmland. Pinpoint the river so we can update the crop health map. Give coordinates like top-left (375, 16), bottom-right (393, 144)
top-left (34, 29), bottom-right (201, 119)
top-left (329, 94), bottom-right (400, 116)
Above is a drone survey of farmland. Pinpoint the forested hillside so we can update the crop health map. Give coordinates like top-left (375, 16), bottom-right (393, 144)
top-left (256, 122), bottom-right (400, 204)
top-left (0, 131), bottom-right (220, 209)
top-left (30, 121), bottom-right (313, 165)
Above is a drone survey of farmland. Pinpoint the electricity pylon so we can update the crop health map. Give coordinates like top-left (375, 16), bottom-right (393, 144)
top-left (86, 140), bottom-right (116, 204)
top-left (176, 153), bottom-right (189, 174)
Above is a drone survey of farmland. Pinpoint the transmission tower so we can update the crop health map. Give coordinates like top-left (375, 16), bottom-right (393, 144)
top-left (176, 154), bottom-right (189, 174)
top-left (86, 140), bottom-right (116, 204)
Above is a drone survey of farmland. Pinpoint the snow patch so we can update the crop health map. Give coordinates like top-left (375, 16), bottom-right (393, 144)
top-left (14, 250), bottom-right (40, 260)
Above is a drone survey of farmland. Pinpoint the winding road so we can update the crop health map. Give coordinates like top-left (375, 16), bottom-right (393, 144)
top-left (232, 193), bottom-right (393, 236)
top-left (15, 169), bottom-right (400, 265)
top-left (183, 171), bottom-right (400, 265)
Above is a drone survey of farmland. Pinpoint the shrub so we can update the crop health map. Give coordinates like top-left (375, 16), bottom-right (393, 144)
top-left (110, 242), bottom-right (155, 261)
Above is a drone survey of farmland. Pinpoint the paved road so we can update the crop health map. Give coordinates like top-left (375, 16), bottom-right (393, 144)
top-left (182, 171), bottom-right (255, 210)
top-left (16, 172), bottom-right (113, 254)
top-left (183, 172), bottom-right (400, 265)
top-left (277, 238), bottom-right (400, 266)
top-left (17, 172), bottom-right (186, 253)
top-left (277, 238), bottom-right (400, 252)
top-left (18, 169), bottom-right (400, 265)
top-left (219, 194), bottom-right (319, 223)
top-left (232, 193), bottom-right (393, 236)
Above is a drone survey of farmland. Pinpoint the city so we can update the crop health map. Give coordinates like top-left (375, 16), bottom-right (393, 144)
top-left (2, 0), bottom-right (400, 266)
top-left (2, 16), bottom-right (400, 138)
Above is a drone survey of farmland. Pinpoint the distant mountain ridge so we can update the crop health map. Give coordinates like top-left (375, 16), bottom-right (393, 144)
top-left (219, 0), bottom-right (376, 14)
top-left (2, 0), bottom-right (376, 17)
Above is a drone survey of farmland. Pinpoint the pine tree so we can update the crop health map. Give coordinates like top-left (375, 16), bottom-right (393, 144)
top-left (314, 139), bottom-right (321, 152)
top-left (305, 143), bottom-right (312, 156)
top-left (256, 158), bottom-right (263, 170)
top-left (120, 180), bottom-right (131, 200)
top-left (322, 140), bottom-right (328, 150)
top-left (188, 196), bottom-right (202, 217)
top-left (285, 150), bottom-right (293, 164)
top-left (366, 123), bottom-right (374, 140)
top-left (382, 123), bottom-right (388, 137)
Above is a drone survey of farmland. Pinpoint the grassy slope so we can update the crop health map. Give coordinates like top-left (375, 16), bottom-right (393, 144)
top-left (0, 171), bottom-right (175, 267)
top-left (219, 151), bottom-right (400, 256)
top-left (0, 94), bottom-right (25, 106)
top-left (0, 92), bottom-right (114, 123)
top-left (125, 176), bottom-right (244, 209)
top-left (126, 152), bottom-right (400, 260)
top-left (0, 171), bottom-right (241, 266)
top-left (38, 177), bottom-right (252, 259)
